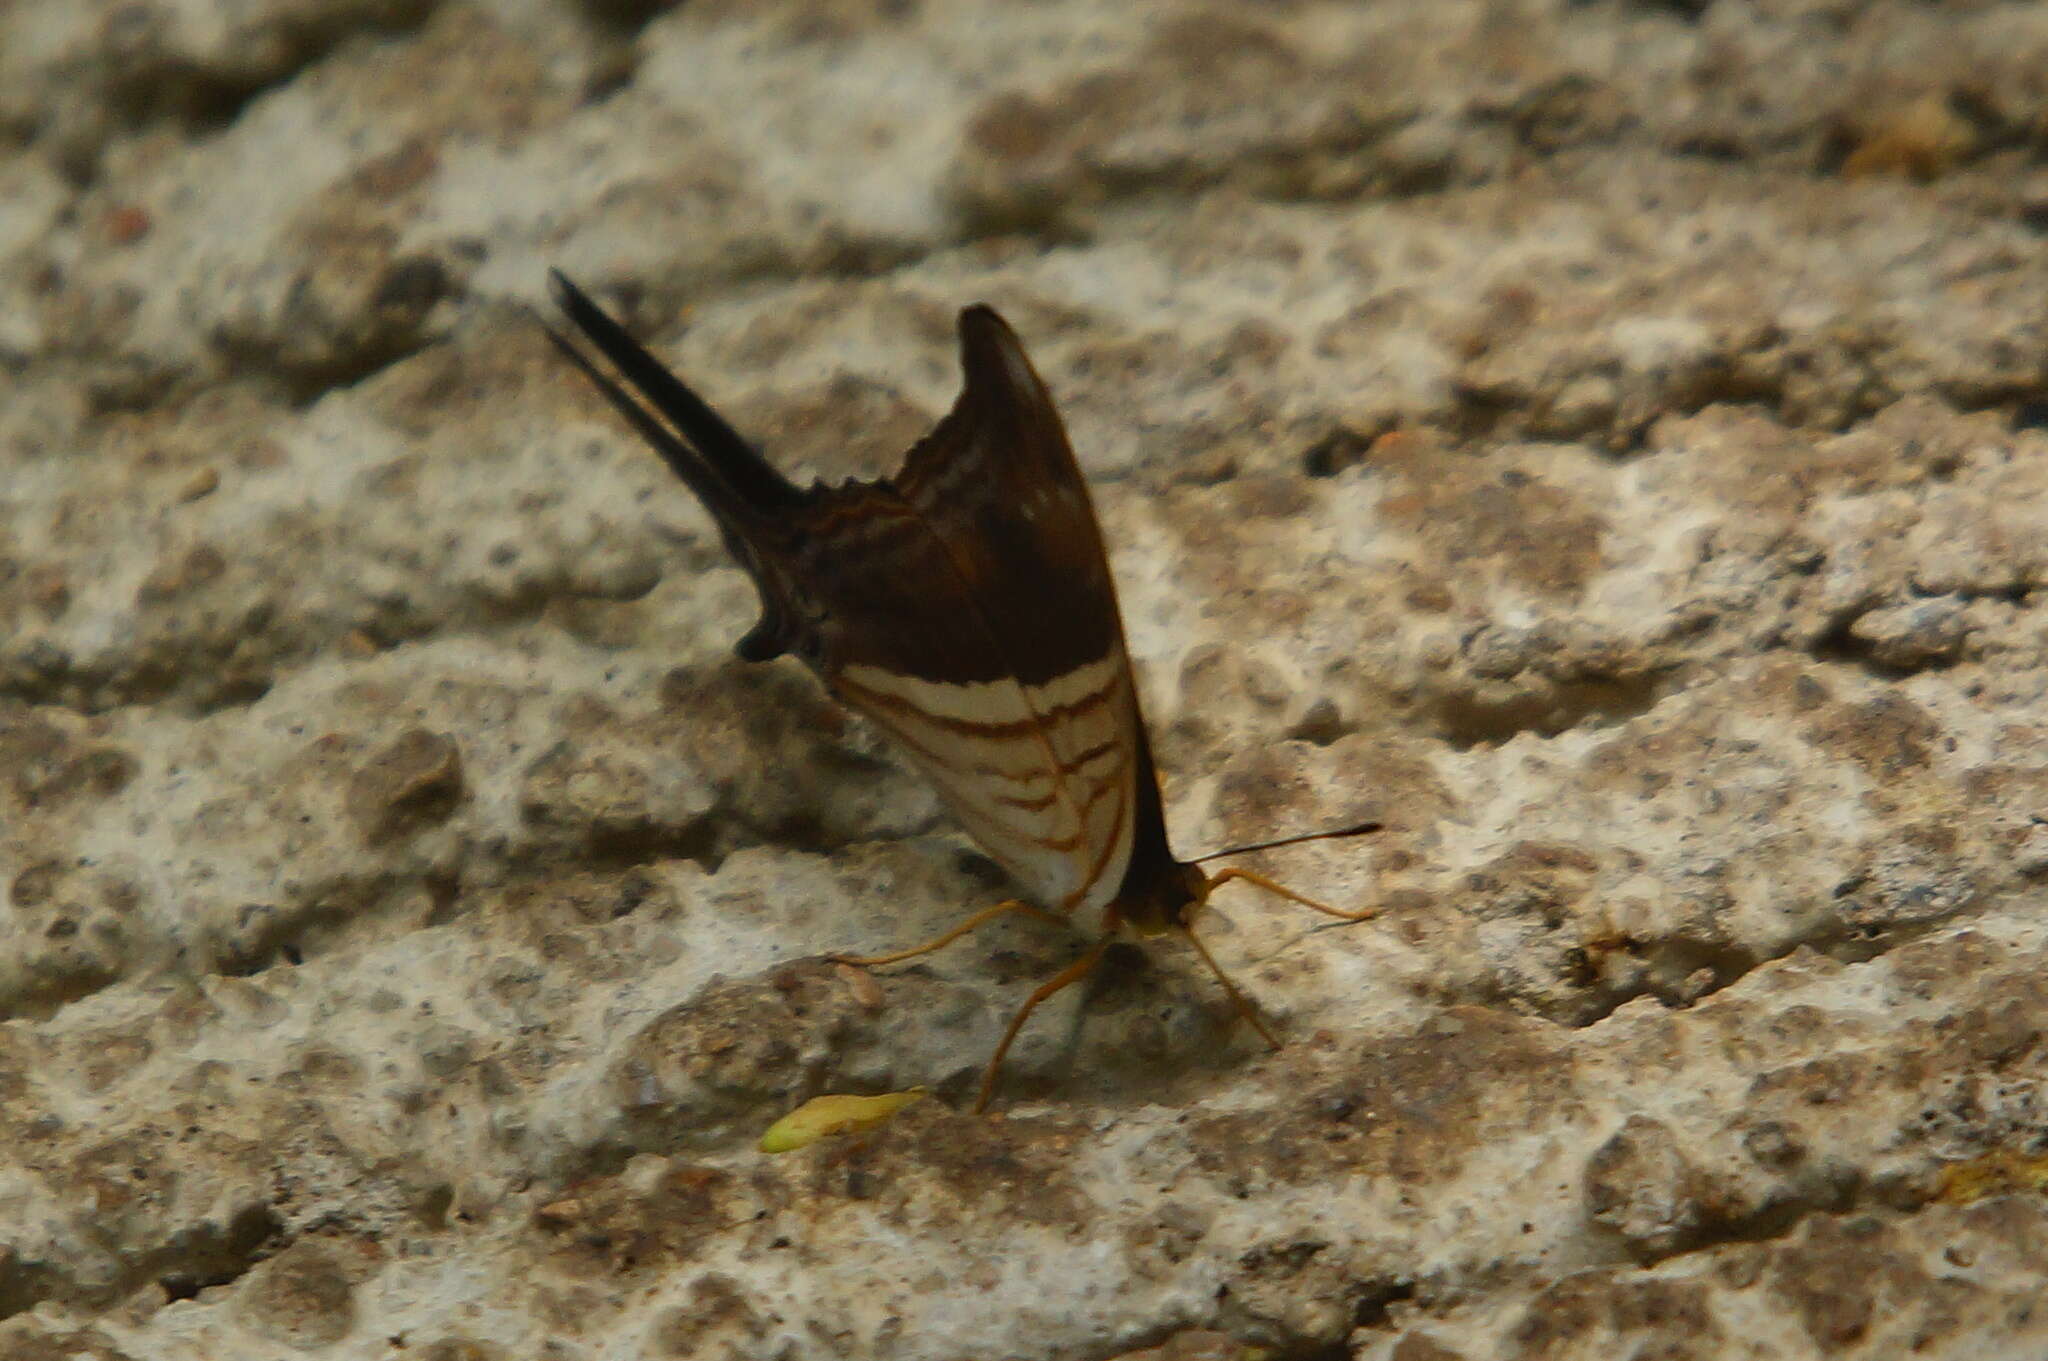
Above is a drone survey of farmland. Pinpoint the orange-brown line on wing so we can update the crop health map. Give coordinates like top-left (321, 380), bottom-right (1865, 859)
top-left (946, 791), bottom-right (1090, 867)
top-left (933, 754), bottom-right (1129, 856)
top-left (834, 668), bottom-right (1126, 741)
top-left (950, 796), bottom-right (1083, 860)
top-left (801, 493), bottom-right (924, 540)
top-left (1064, 779), bottom-right (1133, 911)
top-left (950, 759), bottom-right (1129, 880)
top-left (988, 784), bottom-right (1059, 813)
top-left (924, 734), bottom-right (1128, 844)
top-left (970, 749), bottom-right (1130, 835)
top-left (993, 748), bottom-right (1128, 815)
top-left (910, 750), bottom-right (1127, 844)
top-left (851, 699), bottom-right (1128, 790)
top-left (868, 712), bottom-right (1103, 788)
top-left (981, 741), bottom-right (1128, 813)
top-left (950, 802), bottom-right (1124, 910)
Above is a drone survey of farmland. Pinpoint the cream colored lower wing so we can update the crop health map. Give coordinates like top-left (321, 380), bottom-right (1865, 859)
top-left (834, 657), bottom-right (1137, 915)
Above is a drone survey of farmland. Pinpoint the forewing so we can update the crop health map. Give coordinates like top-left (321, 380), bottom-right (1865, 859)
top-left (795, 309), bottom-right (1145, 915)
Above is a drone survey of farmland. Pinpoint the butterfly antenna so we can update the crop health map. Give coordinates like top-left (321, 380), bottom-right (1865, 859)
top-left (1193, 820), bottom-right (1381, 923)
top-left (1190, 818), bottom-right (1382, 863)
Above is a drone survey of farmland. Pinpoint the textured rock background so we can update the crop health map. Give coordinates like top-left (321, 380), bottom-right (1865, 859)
top-left (5, 1), bottom-right (2048, 1358)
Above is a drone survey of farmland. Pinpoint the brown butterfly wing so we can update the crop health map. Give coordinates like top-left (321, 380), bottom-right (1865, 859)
top-left (889, 307), bottom-right (1124, 690)
top-left (547, 281), bottom-right (1179, 920)
top-left (788, 308), bottom-right (1156, 916)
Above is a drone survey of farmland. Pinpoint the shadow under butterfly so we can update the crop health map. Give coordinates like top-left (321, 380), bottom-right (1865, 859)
top-left (542, 273), bottom-right (1380, 1111)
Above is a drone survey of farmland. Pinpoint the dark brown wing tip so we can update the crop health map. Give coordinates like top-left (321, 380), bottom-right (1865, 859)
top-left (954, 304), bottom-right (1050, 410)
top-left (957, 302), bottom-right (1009, 332)
top-left (956, 304), bottom-right (1027, 361)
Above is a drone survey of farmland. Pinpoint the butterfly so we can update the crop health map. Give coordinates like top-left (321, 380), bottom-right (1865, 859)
top-left (544, 272), bottom-right (1378, 1110)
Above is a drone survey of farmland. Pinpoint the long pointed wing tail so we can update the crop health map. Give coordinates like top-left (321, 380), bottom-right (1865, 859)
top-left (546, 271), bottom-right (804, 512)
top-left (543, 271), bottom-right (807, 660)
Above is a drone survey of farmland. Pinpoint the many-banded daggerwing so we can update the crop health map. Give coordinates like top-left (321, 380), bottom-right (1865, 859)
top-left (544, 273), bottom-right (1377, 1109)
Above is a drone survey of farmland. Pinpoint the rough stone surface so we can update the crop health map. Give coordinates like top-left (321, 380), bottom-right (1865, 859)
top-left (4, 2), bottom-right (2048, 1358)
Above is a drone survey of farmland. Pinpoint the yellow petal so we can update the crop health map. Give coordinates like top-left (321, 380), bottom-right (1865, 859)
top-left (758, 1089), bottom-right (926, 1154)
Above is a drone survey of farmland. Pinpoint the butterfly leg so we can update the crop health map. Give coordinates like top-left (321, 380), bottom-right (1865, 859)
top-left (974, 937), bottom-right (1110, 1113)
top-left (1180, 925), bottom-right (1281, 1049)
top-left (1207, 867), bottom-right (1374, 922)
top-left (831, 898), bottom-right (1064, 968)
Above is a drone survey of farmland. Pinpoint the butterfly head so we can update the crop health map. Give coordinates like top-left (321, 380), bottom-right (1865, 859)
top-left (1108, 858), bottom-right (1214, 938)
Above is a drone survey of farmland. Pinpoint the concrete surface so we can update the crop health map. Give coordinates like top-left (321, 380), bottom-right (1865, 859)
top-left (4, 1), bottom-right (2048, 1357)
